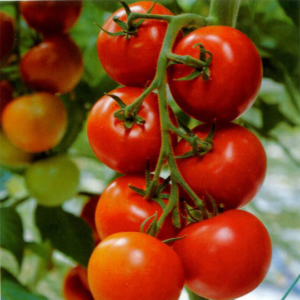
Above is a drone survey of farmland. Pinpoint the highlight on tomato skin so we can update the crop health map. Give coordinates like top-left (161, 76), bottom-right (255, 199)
top-left (88, 232), bottom-right (185, 300)
top-left (20, 0), bottom-right (83, 36)
top-left (168, 26), bottom-right (263, 123)
top-left (2, 92), bottom-right (67, 153)
top-left (20, 34), bottom-right (84, 94)
top-left (173, 210), bottom-right (272, 300)
top-left (63, 265), bottom-right (94, 300)
top-left (0, 11), bottom-right (15, 62)
top-left (175, 122), bottom-right (267, 210)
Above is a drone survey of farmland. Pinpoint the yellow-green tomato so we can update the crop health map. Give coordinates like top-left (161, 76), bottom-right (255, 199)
top-left (0, 131), bottom-right (33, 170)
top-left (25, 156), bottom-right (79, 206)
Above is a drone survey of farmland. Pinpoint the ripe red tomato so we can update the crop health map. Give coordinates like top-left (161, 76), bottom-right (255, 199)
top-left (64, 265), bottom-right (94, 300)
top-left (20, 0), bottom-right (82, 36)
top-left (97, 1), bottom-right (177, 86)
top-left (81, 196), bottom-right (101, 244)
top-left (173, 210), bottom-right (272, 300)
top-left (87, 87), bottom-right (177, 174)
top-left (168, 26), bottom-right (262, 122)
top-left (20, 34), bottom-right (84, 94)
top-left (175, 122), bottom-right (267, 210)
top-left (2, 92), bottom-right (67, 153)
top-left (0, 11), bottom-right (15, 62)
top-left (95, 175), bottom-right (181, 241)
top-left (88, 232), bottom-right (184, 300)
top-left (0, 80), bottom-right (13, 122)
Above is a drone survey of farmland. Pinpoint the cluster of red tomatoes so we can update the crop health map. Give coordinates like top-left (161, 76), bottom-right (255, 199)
top-left (0, 1), bottom-right (83, 205)
top-left (82, 2), bottom-right (273, 300)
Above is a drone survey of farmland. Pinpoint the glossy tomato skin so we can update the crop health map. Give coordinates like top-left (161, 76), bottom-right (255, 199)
top-left (95, 175), bottom-right (181, 241)
top-left (87, 87), bottom-right (177, 174)
top-left (0, 80), bottom-right (14, 122)
top-left (2, 92), bottom-right (67, 153)
top-left (64, 265), bottom-right (94, 300)
top-left (168, 26), bottom-right (262, 122)
top-left (173, 210), bottom-right (272, 300)
top-left (175, 122), bottom-right (267, 210)
top-left (97, 1), bottom-right (177, 87)
top-left (0, 12), bottom-right (15, 62)
top-left (20, 0), bottom-right (82, 36)
top-left (20, 34), bottom-right (84, 94)
top-left (88, 232), bottom-right (184, 300)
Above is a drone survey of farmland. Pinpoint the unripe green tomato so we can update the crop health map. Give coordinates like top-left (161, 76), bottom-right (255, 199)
top-left (25, 156), bottom-right (80, 206)
top-left (0, 131), bottom-right (33, 170)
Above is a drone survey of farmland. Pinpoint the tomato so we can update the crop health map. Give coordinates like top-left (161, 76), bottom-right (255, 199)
top-left (20, 0), bottom-right (82, 36)
top-left (168, 26), bottom-right (262, 122)
top-left (0, 80), bottom-right (13, 122)
top-left (88, 232), bottom-right (184, 300)
top-left (175, 122), bottom-right (267, 210)
top-left (0, 131), bottom-right (33, 170)
top-left (87, 87), bottom-right (177, 174)
top-left (2, 92), bottom-right (67, 153)
top-left (174, 210), bottom-right (272, 300)
top-left (0, 11), bottom-right (15, 62)
top-left (64, 265), bottom-right (94, 300)
top-left (25, 156), bottom-right (79, 206)
top-left (20, 34), bottom-right (84, 94)
top-left (95, 175), bottom-right (181, 241)
top-left (81, 196), bottom-right (101, 244)
top-left (97, 1), bottom-right (177, 87)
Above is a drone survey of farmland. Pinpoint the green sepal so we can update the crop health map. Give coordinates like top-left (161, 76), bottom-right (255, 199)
top-left (175, 150), bottom-right (195, 159)
top-left (175, 69), bottom-right (203, 81)
top-left (157, 193), bottom-right (170, 199)
top-left (162, 235), bottom-right (187, 244)
top-left (112, 16), bottom-right (128, 30)
top-left (206, 193), bottom-right (218, 217)
top-left (105, 93), bottom-right (126, 108)
top-left (178, 119), bottom-right (194, 137)
top-left (117, 0), bottom-right (132, 18)
top-left (134, 0), bottom-right (158, 27)
top-left (156, 176), bottom-right (171, 194)
top-left (128, 185), bottom-right (147, 197)
top-left (151, 197), bottom-right (166, 209)
top-left (94, 22), bottom-right (126, 37)
top-left (146, 213), bottom-right (158, 237)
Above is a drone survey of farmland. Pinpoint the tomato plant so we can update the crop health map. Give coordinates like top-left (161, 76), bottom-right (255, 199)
top-left (63, 265), bottom-right (93, 300)
top-left (95, 175), bottom-right (181, 241)
top-left (173, 210), bottom-right (272, 300)
top-left (88, 232), bottom-right (184, 300)
top-left (20, 0), bottom-right (82, 36)
top-left (2, 92), bottom-right (67, 153)
top-left (175, 122), bottom-right (267, 210)
top-left (25, 156), bottom-right (79, 206)
top-left (97, 1), bottom-right (177, 87)
top-left (20, 34), bottom-right (84, 94)
top-left (168, 26), bottom-right (262, 122)
top-left (0, 11), bottom-right (14, 62)
top-left (87, 86), bottom-right (177, 174)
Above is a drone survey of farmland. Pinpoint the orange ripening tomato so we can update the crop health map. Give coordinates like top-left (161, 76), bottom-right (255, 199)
top-left (88, 232), bottom-right (184, 300)
top-left (2, 92), bottom-right (67, 153)
top-left (20, 0), bottom-right (82, 36)
top-left (0, 11), bottom-right (15, 62)
top-left (64, 265), bottom-right (94, 300)
top-left (20, 34), bottom-right (84, 94)
top-left (0, 80), bottom-right (14, 122)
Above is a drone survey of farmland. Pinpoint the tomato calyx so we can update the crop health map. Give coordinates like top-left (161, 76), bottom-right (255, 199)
top-left (168, 43), bottom-right (213, 81)
top-left (105, 93), bottom-right (145, 129)
top-left (176, 122), bottom-right (215, 159)
top-left (97, 0), bottom-right (158, 39)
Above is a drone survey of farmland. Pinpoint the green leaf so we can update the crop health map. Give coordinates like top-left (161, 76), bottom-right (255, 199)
top-left (278, 0), bottom-right (300, 27)
top-left (1, 270), bottom-right (47, 300)
top-left (35, 206), bottom-right (94, 267)
top-left (0, 207), bottom-right (24, 265)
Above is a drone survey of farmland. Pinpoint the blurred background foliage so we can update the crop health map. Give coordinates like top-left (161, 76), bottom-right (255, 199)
top-left (0, 0), bottom-right (299, 299)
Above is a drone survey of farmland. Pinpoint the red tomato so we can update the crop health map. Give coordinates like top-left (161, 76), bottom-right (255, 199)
top-left (175, 122), bottom-right (267, 210)
top-left (0, 11), bottom-right (15, 62)
top-left (88, 232), bottom-right (184, 300)
top-left (87, 87), bottom-right (177, 174)
top-left (20, 34), bottom-right (84, 94)
top-left (20, 0), bottom-right (82, 36)
top-left (168, 26), bottom-right (262, 122)
top-left (173, 210), bottom-right (272, 300)
top-left (81, 196), bottom-right (101, 244)
top-left (95, 175), bottom-right (181, 241)
top-left (0, 80), bottom-right (13, 122)
top-left (2, 92), bottom-right (67, 153)
top-left (97, 1), bottom-right (177, 86)
top-left (64, 265), bottom-right (94, 300)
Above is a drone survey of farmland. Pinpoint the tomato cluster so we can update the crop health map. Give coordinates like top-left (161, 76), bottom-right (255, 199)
top-left (0, 1), bottom-right (83, 206)
top-left (85, 1), bottom-right (272, 300)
